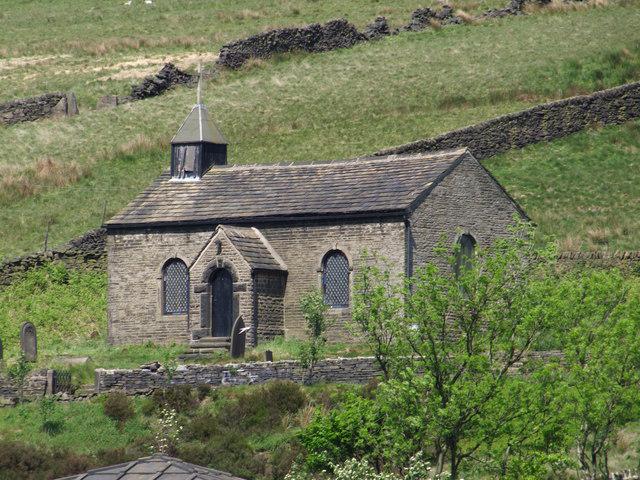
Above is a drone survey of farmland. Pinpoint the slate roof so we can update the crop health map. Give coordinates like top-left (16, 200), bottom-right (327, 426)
top-left (56, 454), bottom-right (245, 480)
top-left (106, 149), bottom-right (470, 228)
top-left (171, 103), bottom-right (228, 144)
top-left (219, 225), bottom-right (287, 271)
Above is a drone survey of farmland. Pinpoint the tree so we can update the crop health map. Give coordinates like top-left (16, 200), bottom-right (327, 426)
top-left (352, 224), bottom-right (573, 479)
top-left (557, 269), bottom-right (640, 479)
top-left (352, 253), bottom-right (405, 380)
top-left (298, 290), bottom-right (329, 384)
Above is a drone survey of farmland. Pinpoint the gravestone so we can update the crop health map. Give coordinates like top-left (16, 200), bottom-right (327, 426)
top-left (230, 316), bottom-right (246, 359)
top-left (97, 95), bottom-right (119, 109)
top-left (264, 350), bottom-right (273, 362)
top-left (20, 322), bottom-right (37, 362)
top-left (66, 92), bottom-right (79, 116)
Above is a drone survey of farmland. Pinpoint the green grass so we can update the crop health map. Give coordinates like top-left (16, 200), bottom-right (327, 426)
top-left (0, 397), bottom-right (151, 454)
top-left (1, 4), bottom-right (640, 260)
top-left (0, 262), bottom-right (368, 378)
top-left (0, 0), bottom-right (502, 106)
top-left (486, 120), bottom-right (640, 251)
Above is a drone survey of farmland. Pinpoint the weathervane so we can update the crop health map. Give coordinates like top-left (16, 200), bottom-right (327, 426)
top-left (197, 63), bottom-right (203, 105)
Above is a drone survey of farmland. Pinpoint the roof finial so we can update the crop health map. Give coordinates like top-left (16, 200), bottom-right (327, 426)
top-left (196, 62), bottom-right (203, 105)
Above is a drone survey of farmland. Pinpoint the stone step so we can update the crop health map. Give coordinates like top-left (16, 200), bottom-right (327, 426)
top-left (190, 336), bottom-right (231, 349)
top-left (189, 347), bottom-right (228, 354)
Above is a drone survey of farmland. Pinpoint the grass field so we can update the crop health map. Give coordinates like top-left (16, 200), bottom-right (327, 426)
top-left (487, 119), bottom-right (640, 251)
top-left (1, 2), bottom-right (640, 260)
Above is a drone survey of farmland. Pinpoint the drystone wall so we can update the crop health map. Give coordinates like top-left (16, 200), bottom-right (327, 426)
top-left (0, 370), bottom-right (48, 406)
top-left (558, 251), bottom-right (640, 273)
top-left (375, 81), bottom-right (640, 160)
top-left (95, 351), bottom-right (565, 395)
top-left (217, 19), bottom-right (366, 69)
top-left (98, 63), bottom-right (195, 108)
top-left (95, 357), bottom-right (383, 395)
top-left (0, 228), bottom-right (106, 288)
top-left (0, 92), bottom-right (78, 125)
top-left (214, 0), bottom-right (544, 70)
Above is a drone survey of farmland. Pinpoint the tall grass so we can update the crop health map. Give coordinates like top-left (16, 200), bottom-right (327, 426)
top-left (486, 120), bottom-right (640, 251)
top-left (0, 5), bottom-right (639, 259)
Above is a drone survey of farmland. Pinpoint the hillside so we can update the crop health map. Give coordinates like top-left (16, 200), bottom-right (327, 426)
top-left (1, 1), bottom-right (640, 261)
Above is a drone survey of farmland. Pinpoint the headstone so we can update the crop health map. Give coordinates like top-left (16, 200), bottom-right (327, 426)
top-left (66, 92), bottom-right (79, 116)
top-left (97, 95), bottom-right (119, 109)
top-left (55, 355), bottom-right (91, 366)
top-left (20, 322), bottom-right (37, 362)
top-left (264, 350), bottom-right (273, 362)
top-left (230, 316), bottom-right (246, 359)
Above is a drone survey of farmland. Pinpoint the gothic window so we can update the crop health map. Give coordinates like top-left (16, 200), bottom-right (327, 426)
top-left (322, 250), bottom-right (350, 308)
top-left (163, 259), bottom-right (189, 314)
top-left (454, 233), bottom-right (477, 278)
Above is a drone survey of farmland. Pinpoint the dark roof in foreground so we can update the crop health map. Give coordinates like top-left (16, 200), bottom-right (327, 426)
top-left (106, 149), bottom-right (471, 228)
top-left (56, 454), bottom-right (246, 480)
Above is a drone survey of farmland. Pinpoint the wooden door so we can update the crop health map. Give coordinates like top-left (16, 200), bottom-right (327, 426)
top-left (211, 269), bottom-right (233, 337)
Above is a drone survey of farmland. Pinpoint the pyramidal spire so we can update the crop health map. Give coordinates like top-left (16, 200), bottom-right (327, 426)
top-left (170, 65), bottom-right (228, 179)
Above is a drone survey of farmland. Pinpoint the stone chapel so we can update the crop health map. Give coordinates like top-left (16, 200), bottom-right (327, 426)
top-left (105, 100), bottom-right (527, 350)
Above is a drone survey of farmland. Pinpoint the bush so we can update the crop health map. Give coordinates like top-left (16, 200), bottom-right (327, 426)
top-left (177, 432), bottom-right (262, 479)
top-left (103, 391), bottom-right (134, 427)
top-left (0, 440), bottom-right (93, 480)
top-left (218, 380), bottom-right (307, 432)
top-left (197, 384), bottom-right (213, 401)
top-left (299, 393), bottom-right (382, 471)
top-left (149, 385), bottom-right (199, 415)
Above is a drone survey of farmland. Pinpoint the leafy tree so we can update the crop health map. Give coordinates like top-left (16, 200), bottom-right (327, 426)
top-left (298, 290), bottom-right (329, 384)
top-left (556, 269), bottom-right (640, 479)
top-left (350, 225), bottom-right (575, 478)
top-left (352, 254), bottom-right (405, 380)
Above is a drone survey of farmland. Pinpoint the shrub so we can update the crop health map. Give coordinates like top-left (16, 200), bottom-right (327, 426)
top-left (218, 380), bottom-right (307, 431)
top-left (40, 396), bottom-right (64, 436)
top-left (299, 393), bottom-right (382, 471)
top-left (196, 384), bottom-right (212, 401)
top-left (103, 391), bottom-right (134, 427)
top-left (0, 440), bottom-right (93, 480)
top-left (177, 431), bottom-right (262, 480)
top-left (149, 385), bottom-right (198, 414)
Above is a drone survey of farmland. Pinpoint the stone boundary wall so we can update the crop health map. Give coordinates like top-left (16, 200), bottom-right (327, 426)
top-left (374, 81), bottom-right (640, 160)
top-left (214, 0), bottom-right (549, 70)
top-left (95, 351), bottom-right (565, 396)
top-left (98, 63), bottom-right (195, 108)
top-left (96, 357), bottom-right (383, 395)
top-left (558, 251), bottom-right (640, 272)
top-left (217, 19), bottom-right (367, 69)
top-left (0, 370), bottom-right (49, 406)
top-left (0, 92), bottom-right (78, 125)
top-left (0, 228), bottom-right (106, 288)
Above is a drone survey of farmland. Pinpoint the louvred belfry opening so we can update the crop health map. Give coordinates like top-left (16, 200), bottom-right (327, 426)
top-left (170, 102), bottom-right (228, 180)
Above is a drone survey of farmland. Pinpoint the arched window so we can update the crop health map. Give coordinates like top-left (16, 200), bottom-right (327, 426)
top-left (454, 233), bottom-right (477, 278)
top-left (322, 251), bottom-right (350, 308)
top-left (162, 259), bottom-right (189, 314)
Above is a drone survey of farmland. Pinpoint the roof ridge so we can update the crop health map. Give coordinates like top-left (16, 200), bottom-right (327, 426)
top-left (205, 148), bottom-right (468, 173)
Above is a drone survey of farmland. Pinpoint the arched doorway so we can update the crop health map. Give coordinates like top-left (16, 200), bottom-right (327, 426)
top-left (210, 269), bottom-right (233, 337)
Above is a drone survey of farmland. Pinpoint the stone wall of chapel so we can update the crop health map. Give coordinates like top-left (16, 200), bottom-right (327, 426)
top-left (409, 155), bottom-right (523, 272)
top-left (107, 228), bottom-right (213, 346)
top-left (258, 219), bottom-right (406, 341)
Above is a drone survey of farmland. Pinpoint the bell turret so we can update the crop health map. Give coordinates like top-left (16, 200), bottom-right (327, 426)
top-left (170, 73), bottom-right (227, 179)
